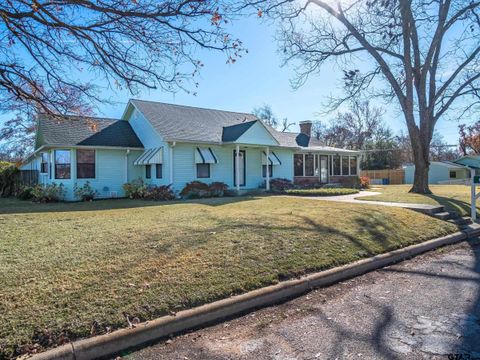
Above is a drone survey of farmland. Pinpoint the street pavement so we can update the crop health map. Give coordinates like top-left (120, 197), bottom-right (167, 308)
top-left (125, 240), bottom-right (480, 360)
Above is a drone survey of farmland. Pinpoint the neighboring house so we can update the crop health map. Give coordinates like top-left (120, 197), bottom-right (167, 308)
top-left (404, 161), bottom-right (471, 184)
top-left (21, 100), bottom-right (361, 200)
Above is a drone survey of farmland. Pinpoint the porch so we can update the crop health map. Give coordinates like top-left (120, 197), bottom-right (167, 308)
top-left (293, 149), bottom-right (361, 187)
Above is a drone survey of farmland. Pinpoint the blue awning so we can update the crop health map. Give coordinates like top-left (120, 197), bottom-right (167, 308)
top-left (262, 151), bottom-right (281, 165)
top-left (195, 147), bottom-right (218, 164)
top-left (134, 147), bottom-right (163, 165)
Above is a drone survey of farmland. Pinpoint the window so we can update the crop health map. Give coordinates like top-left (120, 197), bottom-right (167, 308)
top-left (450, 171), bottom-right (457, 179)
top-left (55, 150), bottom-right (71, 179)
top-left (333, 155), bottom-right (341, 176)
top-left (294, 154), bottom-right (304, 176)
top-left (145, 165), bottom-right (151, 179)
top-left (342, 156), bottom-right (350, 175)
top-left (262, 165), bottom-right (273, 178)
top-left (156, 164), bottom-right (163, 179)
top-left (305, 154), bottom-right (314, 176)
top-left (76, 149), bottom-right (95, 179)
top-left (40, 152), bottom-right (48, 173)
top-left (197, 164), bottom-right (210, 178)
top-left (350, 157), bottom-right (358, 176)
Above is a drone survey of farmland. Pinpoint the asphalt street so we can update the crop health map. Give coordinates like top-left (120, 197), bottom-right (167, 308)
top-left (126, 240), bottom-right (480, 360)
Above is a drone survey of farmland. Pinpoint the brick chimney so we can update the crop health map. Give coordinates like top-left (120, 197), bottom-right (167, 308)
top-left (299, 120), bottom-right (312, 137)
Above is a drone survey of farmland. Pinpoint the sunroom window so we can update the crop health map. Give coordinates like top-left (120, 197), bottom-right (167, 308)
top-left (332, 155), bottom-right (341, 176)
top-left (350, 157), bottom-right (358, 175)
top-left (342, 156), bottom-right (350, 175)
top-left (304, 154), bottom-right (314, 176)
top-left (294, 154), bottom-right (303, 176)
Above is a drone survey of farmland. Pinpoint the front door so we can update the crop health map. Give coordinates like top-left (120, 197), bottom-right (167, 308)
top-left (320, 155), bottom-right (328, 183)
top-left (233, 150), bottom-right (246, 186)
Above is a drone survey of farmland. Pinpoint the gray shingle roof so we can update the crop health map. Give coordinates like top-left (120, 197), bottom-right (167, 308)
top-left (130, 99), bottom-right (258, 143)
top-left (36, 114), bottom-right (143, 149)
top-left (128, 100), bottom-right (360, 153)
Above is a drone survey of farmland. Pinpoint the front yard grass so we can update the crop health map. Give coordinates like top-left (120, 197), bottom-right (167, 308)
top-left (361, 184), bottom-right (476, 216)
top-left (0, 196), bottom-right (457, 358)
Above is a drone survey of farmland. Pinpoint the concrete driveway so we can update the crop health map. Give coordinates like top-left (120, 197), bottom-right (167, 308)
top-left (125, 240), bottom-right (480, 360)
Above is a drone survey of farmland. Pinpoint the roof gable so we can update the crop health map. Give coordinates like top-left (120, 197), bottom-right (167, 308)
top-left (222, 121), bottom-right (257, 142)
top-left (36, 115), bottom-right (143, 149)
top-left (129, 99), bottom-right (258, 143)
top-left (233, 120), bottom-right (279, 146)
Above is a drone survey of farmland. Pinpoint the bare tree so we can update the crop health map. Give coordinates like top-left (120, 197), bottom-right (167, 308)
top-left (252, 104), bottom-right (278, 128)
top-left (245, 0), bottom-right (480, 193)
top-left (0, 1), bottom-right (243, 116)
top-left (279, 117), bottom-right (294, 132)
top-left (312, 99), bottom-right (385, 149)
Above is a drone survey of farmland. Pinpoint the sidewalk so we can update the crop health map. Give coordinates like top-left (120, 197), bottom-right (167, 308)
top-left (300, 190), bottom-right (444, 213)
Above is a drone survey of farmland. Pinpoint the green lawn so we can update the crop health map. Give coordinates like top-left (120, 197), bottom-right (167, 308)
top-left (362, 184), bottom-right (476, 216)
top-left (0, 196), bottom-right (457, 359)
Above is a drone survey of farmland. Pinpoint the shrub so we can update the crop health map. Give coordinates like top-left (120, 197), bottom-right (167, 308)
top-left (336, 176), bottom-right (362, 189)
top-left (180, 181), bottom-right (229, 199)
top-left (74, 182), bottom-right (98, 201)
top-left (31, 183), bottom-right (66, 202)
top-left (180, 181), bottom-right (211, 199)
top-left (144, 184), bottom-right (175, 201)
top-left (17, 186), bottom-right (34, 201)
top-left (123, 178), bottom-right (148, 199)
top-left (0, 161), bottom-right (19, 197)
top-left (209, 182), bottom-right (229, 197)
top-left (285, 188), bottom-right (359, 197)
top-left (269, 178), bottom-right (294, 192)
top-left (360, 176), bottom-right (370, 189)
top-left (293, 178), bottom-right (321, 189)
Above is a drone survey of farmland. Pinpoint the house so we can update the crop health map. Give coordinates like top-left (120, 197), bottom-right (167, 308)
top-left (404, 161), bottom-right (471, 184)
top-left (21, 100), bottom-right (361, 200)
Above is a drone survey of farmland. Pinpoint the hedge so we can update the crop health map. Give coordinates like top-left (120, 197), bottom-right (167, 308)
top-left (284, 188), bottom-right (359, 197)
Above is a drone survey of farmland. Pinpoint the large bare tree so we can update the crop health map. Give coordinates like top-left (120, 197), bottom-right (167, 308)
top-left (244, 0), bottom-right (480, 193)
top-left (0, 1), bottom-right (242, 116)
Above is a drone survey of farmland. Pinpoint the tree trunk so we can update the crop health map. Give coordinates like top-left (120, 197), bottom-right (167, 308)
top-left (410, 155), bottom-right (431, 194)
top-left (409, 127), bottom-right (432, 194)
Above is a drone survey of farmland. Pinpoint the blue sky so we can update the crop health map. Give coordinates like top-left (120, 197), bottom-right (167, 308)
top-left (3, 15), bottom-right (465, 144)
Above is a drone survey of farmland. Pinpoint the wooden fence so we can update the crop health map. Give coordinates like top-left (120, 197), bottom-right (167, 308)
top-left (360, 169), bottom-right (405, 185)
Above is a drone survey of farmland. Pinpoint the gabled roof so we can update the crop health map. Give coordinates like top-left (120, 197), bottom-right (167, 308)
top-left (36, 114), bottom-right (144, 149)
top-left (128, 99), bottom-right (258, 143)
top-left (125, 99), bottom-right (360, 152)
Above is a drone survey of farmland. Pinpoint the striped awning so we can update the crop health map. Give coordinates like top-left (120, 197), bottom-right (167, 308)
top-left (262, 151), bottom-right (281, 166)
top-left (134, 147), bottom-right (163, 165)
top-left (195, 147), bottom-right (218, 164)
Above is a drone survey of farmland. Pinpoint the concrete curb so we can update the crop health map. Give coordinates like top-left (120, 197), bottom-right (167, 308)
top-left (29, 228), bottom-right (478, 360)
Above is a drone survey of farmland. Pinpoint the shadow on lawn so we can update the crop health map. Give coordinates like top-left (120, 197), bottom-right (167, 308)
top-left (0, 195), bottom-right (262, 215)
top-left (426, 194), bottom-right (475, 216)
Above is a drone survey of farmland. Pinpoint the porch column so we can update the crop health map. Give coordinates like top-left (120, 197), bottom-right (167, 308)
top-left (235, 144), bottom-right (240, 193)
top-left (266, 146), bottom-right (270, 191)
top-left (357, 154), bottom-right (361, 176)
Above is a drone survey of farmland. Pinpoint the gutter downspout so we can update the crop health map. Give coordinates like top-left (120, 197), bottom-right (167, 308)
top-left (169, 142), bottom-right (176, 186)
top-left (125, 149), bottom-right (130, 183)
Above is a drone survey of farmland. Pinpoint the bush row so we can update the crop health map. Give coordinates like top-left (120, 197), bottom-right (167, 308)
top-left (284, 188), bottom-right (359, 197)
top-left (14, 176), bottom-right (370, 203)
